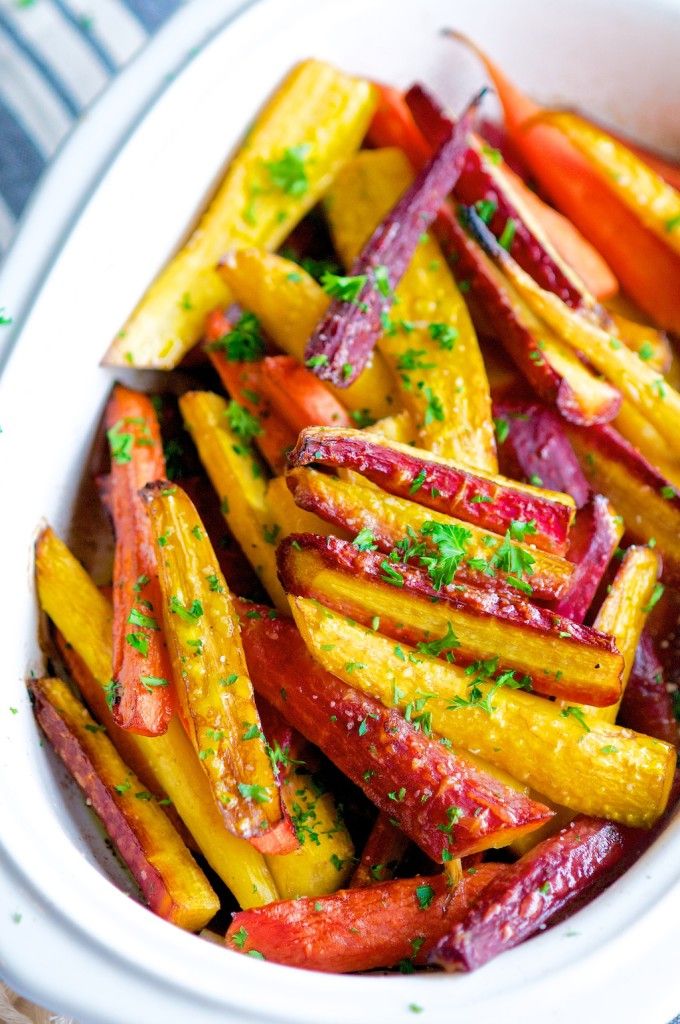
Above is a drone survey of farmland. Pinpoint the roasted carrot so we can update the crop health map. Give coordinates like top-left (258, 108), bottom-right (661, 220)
top-left (304, 95), bottom-right (479, 386)
top-left (235, 603), bottom-right (552, 860)
top-left (471, 219), bottom-right (680, 448)
top-left (432, 816), bottom-right (638, 972)
top-left (289, 426), bottom-right (575, 554)
top-left (452, 33), bottom-right (680, 333)
top-left (140, 481), bottom-right (294, 853)
top-left (291, 595), bottom-right (674, 827)
top-left (104, 385), bottom-right (174, 736)
top-left (250, 684), bottom-right (356, 899)
top-left (278, 533), bottom-right (623, 707)
top-left (30, 676), bottom-right (218, 931)
top-left (534, 111), bottom-right (680, 258)
top-left (369, 83), bottom-right (618, 300)
top-left (493, 401), bottom-right (590, 508)
top-left (552, 496), bottom-right (623, 623)
top-left (350, 812), bottom-right (410, 888)
top-left (619, 633), bottom-right (678, 747)
top-left (324, 146), bottom-right (496, 470)
top-left (226, 864), bottom-right (502, 973)
top-left (286, 466), bottom-right (574, 601)
top-left (499, 164), bottom-right (618, 301)
top-left (258, 355), bottom-right (351, 432)
top-left (405, 83), bottom-right (585, 309)
top-left (105, 60), bottom-right (377, 368)
top-left (492, 401), bottom-right (623, 621)
top-left (366, 85), bottom-right (621, 426)
top-left (204, 308), bottom-right (296, 474)
top-left (567, 422), bottom-right (680, 585)
top-left (35, 527), bottom-right (278, 907)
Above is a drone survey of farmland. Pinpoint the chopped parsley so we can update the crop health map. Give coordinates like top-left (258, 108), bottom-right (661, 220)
top-left (209, 311), bottom-right (265, 362)
top-left (225, 401), bottom-right (262, 442)
top-left (498, 217), bottom-right (517, 250)
top-left (169, 596), bottom-right (204, 621)
top-left (127, 608), bottom-right (159, 630)
top-left (320, 271), bottom-right (368, 305)
top-left (352, 528), bottom-right (378, 551)
top-left (415, 884), bottom-right (435, 910)
top-left (428, 322), bottom-right (458, 350)
top-left (264, 144), bottom-right (310, 196)
top-left (643, 582), bottom-right (665, 613)
top-left (493, 416), bottom-right (510, 444)
top-left (237, 783), bottom-right (271, 804)
top-left (140, 676), bottom-right (169, 692)
top-left (419, 521), bottom-right (472, 590)
top-left (416, 622), bottom-right (459, 660)
top-left (560, 706), bottom-right (590, 732)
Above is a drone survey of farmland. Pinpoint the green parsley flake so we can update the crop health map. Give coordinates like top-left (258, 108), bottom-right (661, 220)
top-left (210, 311), bottom-right (265, 362)
top-left (320, 271), bottom-right (368, 304)
top-left (226, 401), bottom-right (262, 442)
top-left (237, 783), bottom-right (271, 804)
top-left (415, 884), bottom-right (435, 910)
top-left (169, 596), bottom-right (204, 621)
top-left (264, 144), bottom-right (311, 196)
top-left (560, 706), bottom-right (590, 732)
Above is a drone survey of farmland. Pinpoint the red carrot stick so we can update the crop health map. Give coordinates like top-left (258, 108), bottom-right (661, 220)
top-left (619, 633), bottom-right (678, 746)
top-left (288, 425), bottom-right (575, 555)
top-left (277, 532), bottom-right (623, 706)
top-left (366, 87), bottom-right (620, 426)
top-left (104, 385), bottom-right (174, 735)
top-left (432, 816), bottom-right (636, 971)
top-left (551, 495), bottom-right (623, 623)
top-left (304, 93), bottom-right (482, 386)
top-left (493, 401), bottom-right (590, 508)
top-left (493, 401), bottom-right (622, 623)
top-left (226, 863), bottom-right (502, 972)
top-left (405, 83), bottom-right (584, 308)
top-left (236, 604), bottom-right (552, 861)
top-left (350, 812), bottom-right (410, 888)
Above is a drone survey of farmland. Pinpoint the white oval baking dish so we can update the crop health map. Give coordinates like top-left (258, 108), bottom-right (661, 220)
top-left (1, 1), bottom-right (680, 1021)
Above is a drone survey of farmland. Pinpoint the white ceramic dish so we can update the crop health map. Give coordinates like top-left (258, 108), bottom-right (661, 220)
top-left (1, 1), bottom-right (680, 1021)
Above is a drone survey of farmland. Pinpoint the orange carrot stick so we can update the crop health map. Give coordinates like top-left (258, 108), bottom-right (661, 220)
top-left (225, 863), bottom-right (502, 972)
top-left (350, 812), bottom-right (410, 888)
top-left (104, 385), bottom-right (174, 736)
top-left (451, 33), bottom-right (680, 333)
top-left (258, 355), bottom-right (351, 433)
top-left (204, 308), bottom-right (296, 474)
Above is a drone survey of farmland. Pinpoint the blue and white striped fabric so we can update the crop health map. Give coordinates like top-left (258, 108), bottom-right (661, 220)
top-left (0, 0), bottom-right (182, 256)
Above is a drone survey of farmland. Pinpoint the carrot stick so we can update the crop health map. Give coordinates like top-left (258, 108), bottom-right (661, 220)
top-left (290, 425), bottom-right (575, 553)
top-left (367, 87), bottom-right (621, 427)
top-left (29, 676), bottom-right (218, 930)
top-left (499, 165), bottom-right (618, 301)
top-left (304, 93), bottom-right (481, 386)
top-left (104, 385), bottom-right (174, 736)
top-left (236, 605), bottom-right (552, 860)
top-left (204, 308), bottom-right (296, 474)
top-left (619, 633), bottom-right (678, 747)
top-left (493, 401), bottom-right (623, 623)
top-left (278, 532), bottom-right (623, 707)
top-left (405, 83), bottom-right (585, 309)
top-left (350, 812), bottom-right (410, 888)
top-left (451, 32), bottom-right (680, 333)
top-left (258, 354), bottom-right (351, 432)
top-left (432, 815), bottom-right (638, 971)
top-left (226, 863), bottom-right (502, 972)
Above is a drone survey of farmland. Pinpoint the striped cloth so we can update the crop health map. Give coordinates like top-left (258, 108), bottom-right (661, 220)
top-left (0, 0), bottom-right (182, 256)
